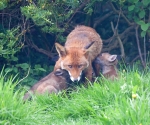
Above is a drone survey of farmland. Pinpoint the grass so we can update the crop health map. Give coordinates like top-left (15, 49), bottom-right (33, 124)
top-left (0, 67), bottom-right (150, 125)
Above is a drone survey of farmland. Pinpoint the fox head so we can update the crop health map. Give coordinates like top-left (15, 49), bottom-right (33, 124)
top-left (54, 69), bottom-right (71, 82)
top-left (55, 42), bottom-right (94, 82)
top-left (95, 53), bottom-right (118, 66)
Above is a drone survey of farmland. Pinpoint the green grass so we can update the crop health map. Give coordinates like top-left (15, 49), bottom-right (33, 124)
top-left (0, 67), bottom-right (150, 125)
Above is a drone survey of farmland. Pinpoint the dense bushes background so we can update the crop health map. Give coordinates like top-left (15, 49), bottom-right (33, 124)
top-left (0, 0), bottom-right (150, 86)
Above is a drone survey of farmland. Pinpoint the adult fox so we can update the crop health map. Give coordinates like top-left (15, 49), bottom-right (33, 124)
top-left (54, 25), bottom-right (103, 83)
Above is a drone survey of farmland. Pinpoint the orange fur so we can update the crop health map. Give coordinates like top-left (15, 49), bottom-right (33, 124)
top-left (54, 25), bottom-right (103, 84)
top-left (94, 53), bottom-right (118, 80)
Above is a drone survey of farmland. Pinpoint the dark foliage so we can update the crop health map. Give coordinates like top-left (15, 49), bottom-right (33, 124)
top-left (0, 0), bottom-right (150, 86)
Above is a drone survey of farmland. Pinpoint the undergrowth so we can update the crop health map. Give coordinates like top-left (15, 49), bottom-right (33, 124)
top-left (0, 67), bottom-right (150, 125)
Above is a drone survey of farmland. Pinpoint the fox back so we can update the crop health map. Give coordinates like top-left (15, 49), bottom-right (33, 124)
top-left (54, 25), bottom-right (103, 82)
top-left (23, 69), bottom-right (71, 100)
top-left (94, 53), bottom-right (118, 80)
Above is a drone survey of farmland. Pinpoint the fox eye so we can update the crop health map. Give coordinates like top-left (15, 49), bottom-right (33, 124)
top-left (68, 65), bottom-right (72, 68)
top-left (78, 65), bottom-right (82, 68)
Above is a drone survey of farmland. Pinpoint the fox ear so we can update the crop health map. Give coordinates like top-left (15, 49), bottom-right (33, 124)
top-left (54, 69), bottom-right (63, 76)
top-left (84, 41), bottom-right (95, 50)
top-left (84, 41), bottom-right (95, 58)
top-left (55, 43), bottom-right (66, 57)
top-left (108, 55), bottom-right (117, 62)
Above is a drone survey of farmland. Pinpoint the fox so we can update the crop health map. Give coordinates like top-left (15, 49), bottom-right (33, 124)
top-left (54, 25), bottom-right (103, 84)
top-left (23, 69), bottom-right (71, 100)
top-left (94, 53), bottom-right (118, 80)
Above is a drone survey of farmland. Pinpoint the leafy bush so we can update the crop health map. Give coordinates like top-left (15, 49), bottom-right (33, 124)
top-left (0, 0), bottom-right (150, 87)
top-left (0, 27), bottom-right (23, 61)
top-left (127, 0), bottom-right (150, 37)
top-left (21, 0), bottom-right (79, 36)
top-left (0, 0), bottom-right (8, 10)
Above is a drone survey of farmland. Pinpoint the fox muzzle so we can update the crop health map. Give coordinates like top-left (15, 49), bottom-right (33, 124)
top-left (68, 71), bottom-right (82, 82)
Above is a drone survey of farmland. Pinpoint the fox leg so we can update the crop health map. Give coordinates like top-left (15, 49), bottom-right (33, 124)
top-left (92, 61), bottom-right (101, 77)
top-left (84, 64), bottom-right (93, 86)
top-left (42, 85), bottom-right (58, 94)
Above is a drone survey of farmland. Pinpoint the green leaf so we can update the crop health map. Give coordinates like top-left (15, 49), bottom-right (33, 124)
top-left (11, 57), bottom-right (18, 61)
top-left (0, 1), bottom-right (7, 10)
top-left (34, 64), bottom-right (41, 69)
top-left (36, 68), bottom-right (46, 72)
top-left (141, 31), bottom-right (146, 37)
top-left (141, 23), bottom-right (149, 31)
top-left (16, 63), bottom-right (30, 70)
top-left (139, 10), bottom-right (145, 19)
top-left (4, 68), bottom-right (13, 73)
top-left (133, 0), bottom-right (139, 4)
top-left (128, 5), bottom-right (135, 11)
top-left (136, 20), bottom-right (145, 25)
top-left (13, 67), bottom-right (18, 73)
top-left (143, 0), bottom-right (150, 6)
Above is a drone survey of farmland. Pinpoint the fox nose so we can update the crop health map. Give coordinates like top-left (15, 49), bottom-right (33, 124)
top-left (68, 71), bottom-right (82, 82)
top-left (70, 76), bottom-right (80, 82)
top-left (73, 79), bottom-right (78, 82)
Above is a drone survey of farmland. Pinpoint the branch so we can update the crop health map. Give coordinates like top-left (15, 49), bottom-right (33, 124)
top-left (27, 40), bottom-right (54, 58)
top-left (135, 25), bottom-right (146, 68)
top-left (102, 39), bottom-right (118, 52)
top-left (130, 53), bottom-right (149, 64)
top-left (111, 22), bottom-right (125, 58)
top-left (103, 26), bottom-right (134, 44)
top-left (102, 27), bottom-right (134, 52)
top-left (109, 1), bottom-right (134, 26)
top-left (93, 11), bottom-right (114, 28)
top-left (67, 0), bottom-right (90, 24)
top-left (120, 26), bottom-right (134, 37)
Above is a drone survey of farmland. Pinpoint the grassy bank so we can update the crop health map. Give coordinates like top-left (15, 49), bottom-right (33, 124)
top-left (0, 68), bottom-right (150, 125)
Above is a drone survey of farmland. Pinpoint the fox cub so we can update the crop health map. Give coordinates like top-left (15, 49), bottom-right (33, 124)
top-left (23, 69), bottom-right (71, 100)
top-left (94, 53), bottom-right (118, 80)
